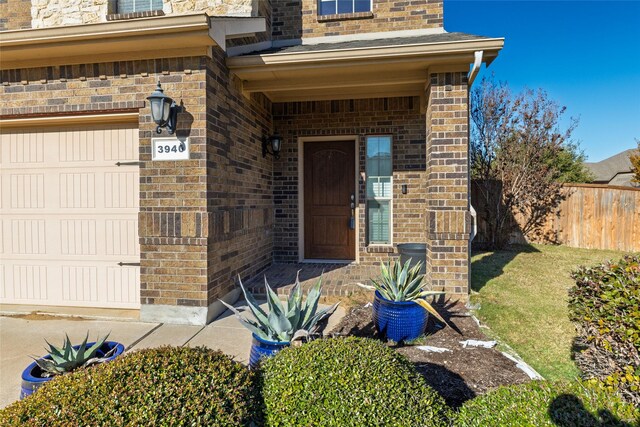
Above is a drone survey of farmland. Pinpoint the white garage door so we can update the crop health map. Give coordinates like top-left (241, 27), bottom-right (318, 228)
top-left (0, 123), bottom-right (140, 309)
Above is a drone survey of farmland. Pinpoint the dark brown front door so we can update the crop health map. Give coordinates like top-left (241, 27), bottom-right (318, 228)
top-left (304, 141), bottom-right (356, 260)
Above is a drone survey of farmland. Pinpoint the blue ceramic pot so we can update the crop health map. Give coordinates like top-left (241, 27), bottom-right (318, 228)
top-left (20, 341), bottom-right (124, 399)
top-left (372, 291), bottom-right (428, 343)
top-left (249, 334), bottom-right (289, 368)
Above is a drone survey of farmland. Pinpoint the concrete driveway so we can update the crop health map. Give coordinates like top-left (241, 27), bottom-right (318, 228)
top-left (0, 303), bottom-right (345, 409)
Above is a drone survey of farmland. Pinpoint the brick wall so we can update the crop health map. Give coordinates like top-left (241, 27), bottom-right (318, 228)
top-left (0, 51), bottom-right (274, 321)
top-left (0, 57), bottom-right (211, 310)
top-left (0, 0), bottom-right (32, 31)
top-left (272, 97), bottom-right (426, 265)
top-left (203, 48), bottom-right (274, 307)
top-left (425, 72), bottom-right (470, 300)
top-left (272, 0), bottom-right (443, 40)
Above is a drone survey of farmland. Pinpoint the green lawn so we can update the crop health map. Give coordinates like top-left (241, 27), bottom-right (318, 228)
top-left (470, 244), bottom-right (627, 382)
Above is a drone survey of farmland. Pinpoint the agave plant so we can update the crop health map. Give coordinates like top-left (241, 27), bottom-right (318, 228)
top-left (359, 258), bottom-right (450, 326)
top-left (221, 274), bottom-right (339, 342)
top-left (33, 333), bottom-right (116, 377)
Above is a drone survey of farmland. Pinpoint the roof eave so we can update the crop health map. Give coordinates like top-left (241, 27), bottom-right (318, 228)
top-left (226, 37), bottom-right (504, 102)
top-left (0, 14), bottom-right (266, 70)
top-left (227, 37), bottom-right (505, 69)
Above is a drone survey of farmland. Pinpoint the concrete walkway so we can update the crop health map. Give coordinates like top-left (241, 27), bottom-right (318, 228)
top-left (0, 303), bottom-right (345, 409)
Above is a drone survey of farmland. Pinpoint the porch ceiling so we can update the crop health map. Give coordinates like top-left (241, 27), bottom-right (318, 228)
top-left (227, 34), bottom-right (504, 102)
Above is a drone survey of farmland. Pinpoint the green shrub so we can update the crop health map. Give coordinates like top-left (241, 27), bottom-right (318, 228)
top-left (260, 336), bottom-right (449, 427)
top-left (455, 380), bottom-right (639, 426)
top-left (569, 255), bottom-right (640, 405)
top-left (1, 346), bottom-right (260, 426)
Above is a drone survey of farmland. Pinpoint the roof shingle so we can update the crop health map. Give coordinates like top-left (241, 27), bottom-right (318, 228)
top-left (240, 32), bottom-right (494, 56)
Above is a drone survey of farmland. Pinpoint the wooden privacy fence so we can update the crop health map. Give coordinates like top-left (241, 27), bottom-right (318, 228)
top-left (472, 183), bottom-right (640, 252)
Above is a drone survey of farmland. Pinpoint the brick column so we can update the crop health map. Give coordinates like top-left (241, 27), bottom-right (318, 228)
top-left (425, 72), bottom-right (471, 300)
top-left (138, 63), bottom-right (212, 325)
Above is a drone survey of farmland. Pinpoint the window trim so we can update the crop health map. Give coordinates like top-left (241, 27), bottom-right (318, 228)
top-left (365, 135), bottom-right (393, 246)
top-left (317, 0), bottom-right (373, 16)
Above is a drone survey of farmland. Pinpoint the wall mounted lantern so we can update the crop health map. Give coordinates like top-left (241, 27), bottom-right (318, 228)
top-left (262, 133), bottom-right (282, 160)
top-left (147, 81), bottom-right (178, 135)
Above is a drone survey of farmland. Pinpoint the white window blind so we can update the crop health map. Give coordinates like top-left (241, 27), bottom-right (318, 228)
top-left (117, 0), bottom-right (163, 13)
top-left (366, 136), bottom-right (392, 244)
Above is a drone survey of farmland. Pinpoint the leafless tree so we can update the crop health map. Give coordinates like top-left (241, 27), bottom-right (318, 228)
top-left (471, 78), bottom-right (579, 249)
top-left (630, 139), bottom-right (640, 186)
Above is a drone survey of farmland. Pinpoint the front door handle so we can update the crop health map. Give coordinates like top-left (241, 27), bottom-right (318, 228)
top-left (117, 262), bottom-right (141, 267)
top-left (349, 193), bottom-right (356, 229)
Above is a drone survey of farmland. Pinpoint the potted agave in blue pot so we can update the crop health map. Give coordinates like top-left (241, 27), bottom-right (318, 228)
top-left (221, 275), bottom-right (339, 368)
top-left (21, 333), bottom-right (124, 399)
top-left (360, 259), bottom-right (451, 343)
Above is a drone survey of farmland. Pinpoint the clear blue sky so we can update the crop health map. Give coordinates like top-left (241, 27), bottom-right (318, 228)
top-left (445, 0), bottom-right (640, 162)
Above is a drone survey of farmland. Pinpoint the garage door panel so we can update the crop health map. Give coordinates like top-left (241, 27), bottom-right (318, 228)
top-left (106, 219), bottom-right (139, 256)
top-left (0, 265), bottom-right (4, 299)
top-left (0, 124), bottom-right (140, 309)
top-left (5, 218), bottom-right (138, 261)
top-left (60, 129), bottom-right (95, 162)
top-left (105, 127), bottom-right (137, 161)
top-left (60, 172), bottom-right (97, 209)
top-left (61, 219), bottom-right (98, 256)
top-left (8, 131), bottom-right (45, 164)
top-left (11, 219), bottom-right (47, 255)
top-left (10, 173), bottom-right (45, 209)
top-left (62, 266), bottom-right (98, 303)
top-left (5, 264), bottom-right (48, 301)
top-left (106, 266), bottom-right (139, 305)
top-left (105, 172), bottom-right (138, 208)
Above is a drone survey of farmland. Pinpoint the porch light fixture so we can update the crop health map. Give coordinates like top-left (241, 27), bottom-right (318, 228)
top-left (147, 81), bottom-right (178, 134)
top-left (262, 133), bottom-right (282, 160)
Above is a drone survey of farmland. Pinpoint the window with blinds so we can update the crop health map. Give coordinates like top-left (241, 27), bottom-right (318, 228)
top-left (366, 136), bottom-right (392, 244)
top-left (117, 0), bottom-right (163, 13)
top-left (318, 0), bottom-right (371, 15)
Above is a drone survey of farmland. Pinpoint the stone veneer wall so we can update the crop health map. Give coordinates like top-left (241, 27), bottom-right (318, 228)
top-left (272, 97), bottom-right (427, 265)
top-left (272, 0), bottom-right (443, 40)
top-left (0, 50), bottom-right (274, 323)
top-left (29, 0), bottom-right (254, 29)
top-left (425, 72), bottom-right (471, 300)
top-left (0, 0), bottom-right (32, 30)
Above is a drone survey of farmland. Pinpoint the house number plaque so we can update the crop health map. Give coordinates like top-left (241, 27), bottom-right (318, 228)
top-left (151, 137), bottom-right (190, 161)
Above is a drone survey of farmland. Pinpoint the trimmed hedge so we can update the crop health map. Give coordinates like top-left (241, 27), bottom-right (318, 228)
top-left (569, 255), bottom-right (640, 405)
top-left (260, 336), bottom-right (449, 427)
top-left (1, 346), bottom-right (260, 426)
top-left (455, 380), bottom-right (639, 427)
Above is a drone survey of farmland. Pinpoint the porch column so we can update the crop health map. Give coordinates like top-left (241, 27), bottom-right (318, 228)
top-left (138, 65), bottom-right (212, 325)
top-left (424, 72), bottom-right (471, 300)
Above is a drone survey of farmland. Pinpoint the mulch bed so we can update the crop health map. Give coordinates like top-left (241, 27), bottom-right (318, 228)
top-left (328, 302), bottom-right (532, 408)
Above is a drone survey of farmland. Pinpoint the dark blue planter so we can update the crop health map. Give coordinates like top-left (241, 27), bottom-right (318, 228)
top-left (20, 341), bottom-right (124, 399)
top-left (249, 334), bottom-right (289, 368)
top-left (373, 291), bottom-right (428, 343)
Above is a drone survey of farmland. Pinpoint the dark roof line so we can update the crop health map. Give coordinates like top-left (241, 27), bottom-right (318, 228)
top-left (239, 32), bottom-right (494, 56)
top-left (584, 149), bottom-right (635, 182)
